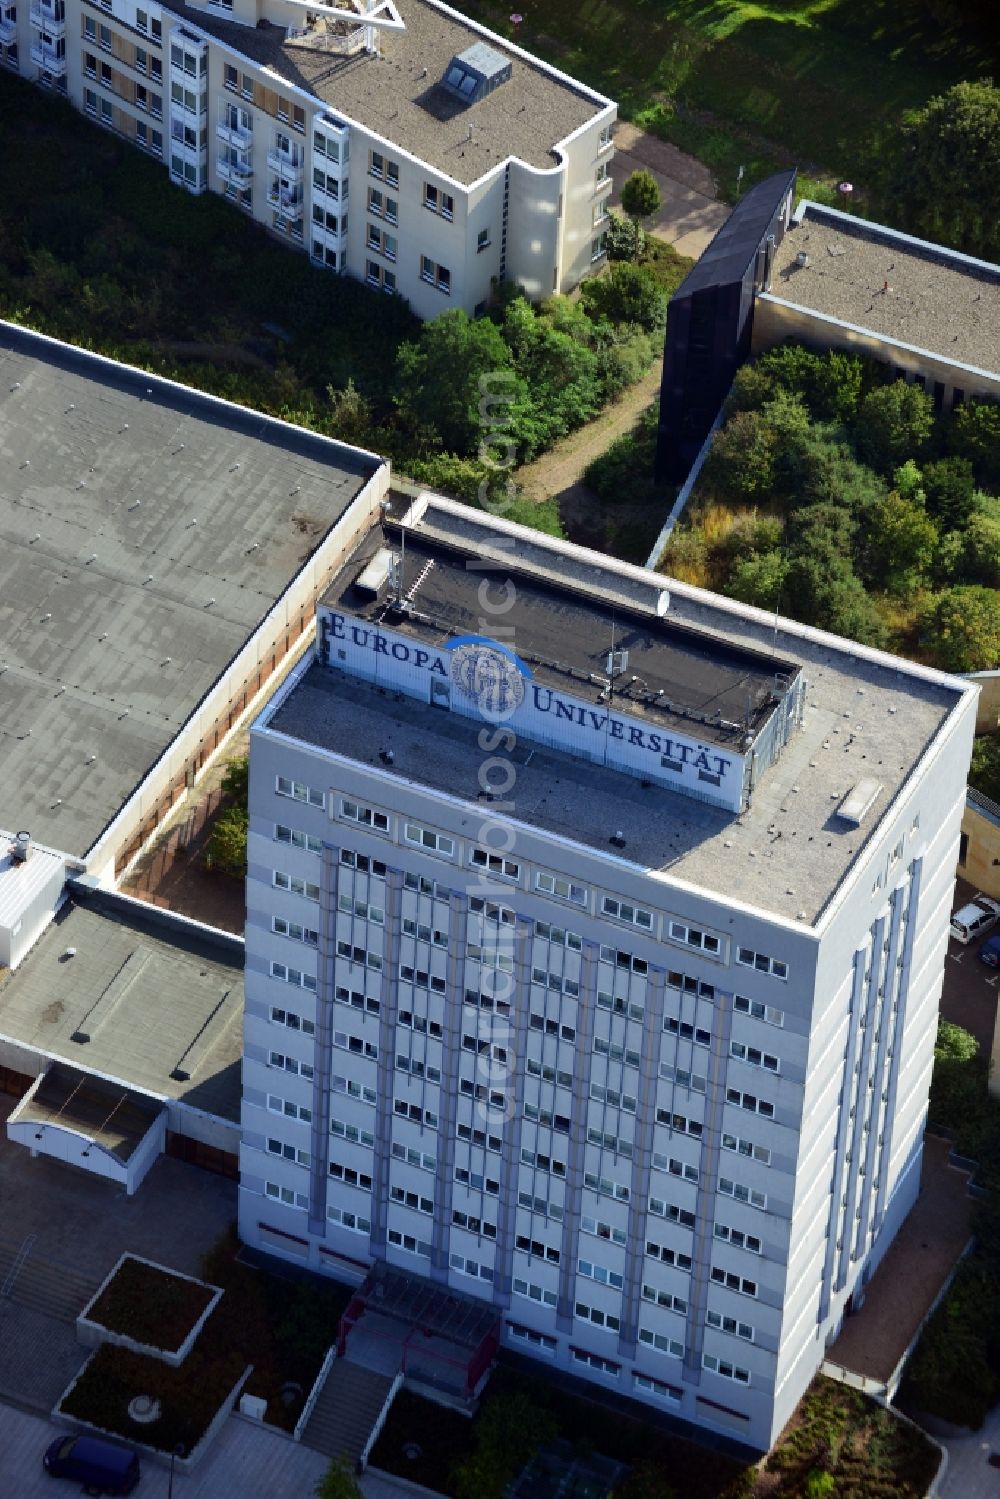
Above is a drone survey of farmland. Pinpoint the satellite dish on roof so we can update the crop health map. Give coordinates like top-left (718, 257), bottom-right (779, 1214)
top-left (656, 589), bottom-right (670, 617)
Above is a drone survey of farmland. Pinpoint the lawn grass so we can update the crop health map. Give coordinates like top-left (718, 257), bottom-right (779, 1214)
top-left (463, 0), bottom-right (996, 192)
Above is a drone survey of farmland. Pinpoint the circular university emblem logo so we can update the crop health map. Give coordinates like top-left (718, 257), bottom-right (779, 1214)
top-left (451, 643), bottom-right (525, 717)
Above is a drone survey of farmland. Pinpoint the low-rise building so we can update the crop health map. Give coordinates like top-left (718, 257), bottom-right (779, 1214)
top-left (0, 319), bottom-right (386, 896)
top-left (656, 182), bottom-right (1000, 482)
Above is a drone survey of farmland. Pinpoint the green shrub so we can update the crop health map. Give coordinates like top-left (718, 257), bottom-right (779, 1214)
top-left (805, 1471), bottom-right (835, 1499)
top-left (854, 381), bottom-right (934, 475)
top-left (920, 584), bottom-right (1000, 672)
top-left (450, 1391), bottom-right (557, 1499)
top-left (205, 805), bottom-right (248, 877)
top-left (579, 262), bottom-right (668, 332)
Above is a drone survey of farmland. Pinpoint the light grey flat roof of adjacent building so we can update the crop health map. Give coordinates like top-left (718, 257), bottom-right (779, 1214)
top-left (164, 0), bottom-right (607, 185)
top-left (0, 890), bottom-right (244, 1123)
top-left (770, 202), bottom-right (1000, 377)
top-left (0, 322), bottom-right (376, 858)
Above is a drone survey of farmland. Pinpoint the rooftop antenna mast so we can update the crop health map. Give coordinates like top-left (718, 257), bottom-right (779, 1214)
top-left (397, 519), bottom-right (406, 607)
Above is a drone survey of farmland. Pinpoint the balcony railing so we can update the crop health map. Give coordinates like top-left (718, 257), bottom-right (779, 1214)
top-left (312, 219), bottom-right (345, 244)
top-left (30, 37), bottom-right (65, 71)
top-left (267, 184), bottom-right (302, 214)
top-left (594, 173), bottom-right (614, 198)
top-left (29, 1), bottom-right (64, 34)
top-left (217, 155), bottom-right (253, 183)
top-left (267, 147), bottom-right (303, 178)
top-left (217, 120), bottom-right (252, 151)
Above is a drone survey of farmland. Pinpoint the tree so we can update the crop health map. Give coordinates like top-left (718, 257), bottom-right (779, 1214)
top-left (395, 310), bottom-right (516, 456)
top-left (921, 585), bottom-right (1000, 672)
top-left (315, 1456), bottom-right (363, 1499)
top-left (205, 805), bottom-right (248, 877)
top-left (221, 754), bottom-right (249, 805)
top-left (922, 456), bottom-right (976, 530)
top-left (502, 297), bottom-right (603, 447)
top-left (970, 734), bottom-right (1000, 803)
top-left (948, 399), bottom-right (1000, 491)
top-left (963, 506), bottom-right (1000, 586)
top-left (726, 551), bottom-right (789, 612)
top-left (936, 1020), bottom-right (980, 1067)
top-left (807, 350), bottom-right (864, 423)
top-left (854, 380), bottom-right (934, 475)
top-left (798, 441), bottom-right (888, 521)
top-left (863, 490), bottom-right (938, 594)
top-left (759, 390), bottom-right (813, 496)
top-left (883, 79), bottom-right (1000, 259)
top-left (579, 262), bottom-right (667, 331)
top-left (702, 410), bottom-right (778, 503)
top-left (620, 169), bottom-right (662, 257)
top-left (325, 379), bottom-right (374, 446)
top-left (450, 1391), bottom-right (557, 1499)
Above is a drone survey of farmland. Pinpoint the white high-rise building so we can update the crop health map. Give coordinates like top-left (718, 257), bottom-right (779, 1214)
top-left (238, 493), bottom-right (975, 1450)
top-left (1, 0), bottom-right (615, 319)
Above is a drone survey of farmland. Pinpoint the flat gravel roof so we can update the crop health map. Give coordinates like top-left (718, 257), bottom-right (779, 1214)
top-left (0, 324), bottom-right (376, 858)
top-left (769, 204), bottom-right (1000, 377)
top-left (0, 891), bottom-right (244, 1123)
top-left (163, 0), bottom-right (607, 186)
top-left (327, 520), bottom-right (799, 749)
top-left (274, 497), bottom-right (964, 924)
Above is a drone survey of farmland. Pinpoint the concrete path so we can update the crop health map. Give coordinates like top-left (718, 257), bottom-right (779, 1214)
top-left (516, 357), bottom-right (661, 506)
top-left (610, 122), bottom-right (729, 260)
top-left (926, 1402), bottom-right (1000, 1499)
top-left (0, 1402), bottom-right (443, 1498)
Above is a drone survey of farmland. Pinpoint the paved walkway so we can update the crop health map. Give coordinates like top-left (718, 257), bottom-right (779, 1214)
top-left (927, 1402), bottom-right (1000, 1499)
top-left (610, 122), bottom-right (728, 260)
top-left (825, 1135), bottom-right (974, 1385)
top-left (0, 1404), bottom-right (442, 1499)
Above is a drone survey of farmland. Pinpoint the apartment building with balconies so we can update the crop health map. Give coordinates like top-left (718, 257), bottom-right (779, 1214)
top-left (1, 0), bottom-right (615, 318)
top-left (238, 492), bottom-right (976, 1450)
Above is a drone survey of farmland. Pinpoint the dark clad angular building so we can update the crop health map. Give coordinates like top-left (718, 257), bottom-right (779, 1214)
top-left (655, 170), bottom-right (797, 483)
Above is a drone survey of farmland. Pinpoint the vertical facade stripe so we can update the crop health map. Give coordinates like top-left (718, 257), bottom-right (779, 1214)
top-left (874, 855), bottom-right (924, 1233)
top-left (429, 889), bottom-right (468, 1280)
top-left (494, 914), bottom-right (533, 1303)
top-left (370, 865), bottom-right (404, 1257)
top-left (308, 841), bottom-right (339, 1233)
top-left (619, 966), bottom-right (666, 1355)
top-left (556, 939), bottom-right (598, 1330)
top-left (682, 985), bottom-right (734, 1383)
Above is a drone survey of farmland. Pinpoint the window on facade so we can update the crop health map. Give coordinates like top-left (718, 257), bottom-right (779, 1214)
top-left (420, 255), bottom-right (451, 293)
top-left (736, 947), bottom-right (788, 980)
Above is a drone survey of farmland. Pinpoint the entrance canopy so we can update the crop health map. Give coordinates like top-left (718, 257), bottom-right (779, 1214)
top-left (7, 1062), bottom-right (166, 1195)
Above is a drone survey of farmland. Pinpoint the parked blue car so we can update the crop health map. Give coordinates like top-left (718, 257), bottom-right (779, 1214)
top-left (979, 935), bottom-right (1000, 967)
top-left (43, 1433), bottom-right (140, 1495)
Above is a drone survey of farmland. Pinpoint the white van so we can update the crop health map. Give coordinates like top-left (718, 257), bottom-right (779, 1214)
top-left (950, 895), bottom-right (1000, 944)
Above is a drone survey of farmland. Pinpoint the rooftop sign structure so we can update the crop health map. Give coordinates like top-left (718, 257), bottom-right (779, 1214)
top-left (317, 509), bottom-right (805, 815)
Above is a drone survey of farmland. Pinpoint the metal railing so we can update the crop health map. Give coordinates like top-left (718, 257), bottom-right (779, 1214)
top-left (285, 21), bottom-right (366, 55)
top-left (293, 1344), bottom-right (337, 1443)
top-left (30, 38), bottom-right (66, 70)
top-left (967, 785), bottom-right (1000, 827)
top-left (359, 1369), bottom-right (403, 1471)
top-left (1, 1233), bottom-right (35, 1299)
